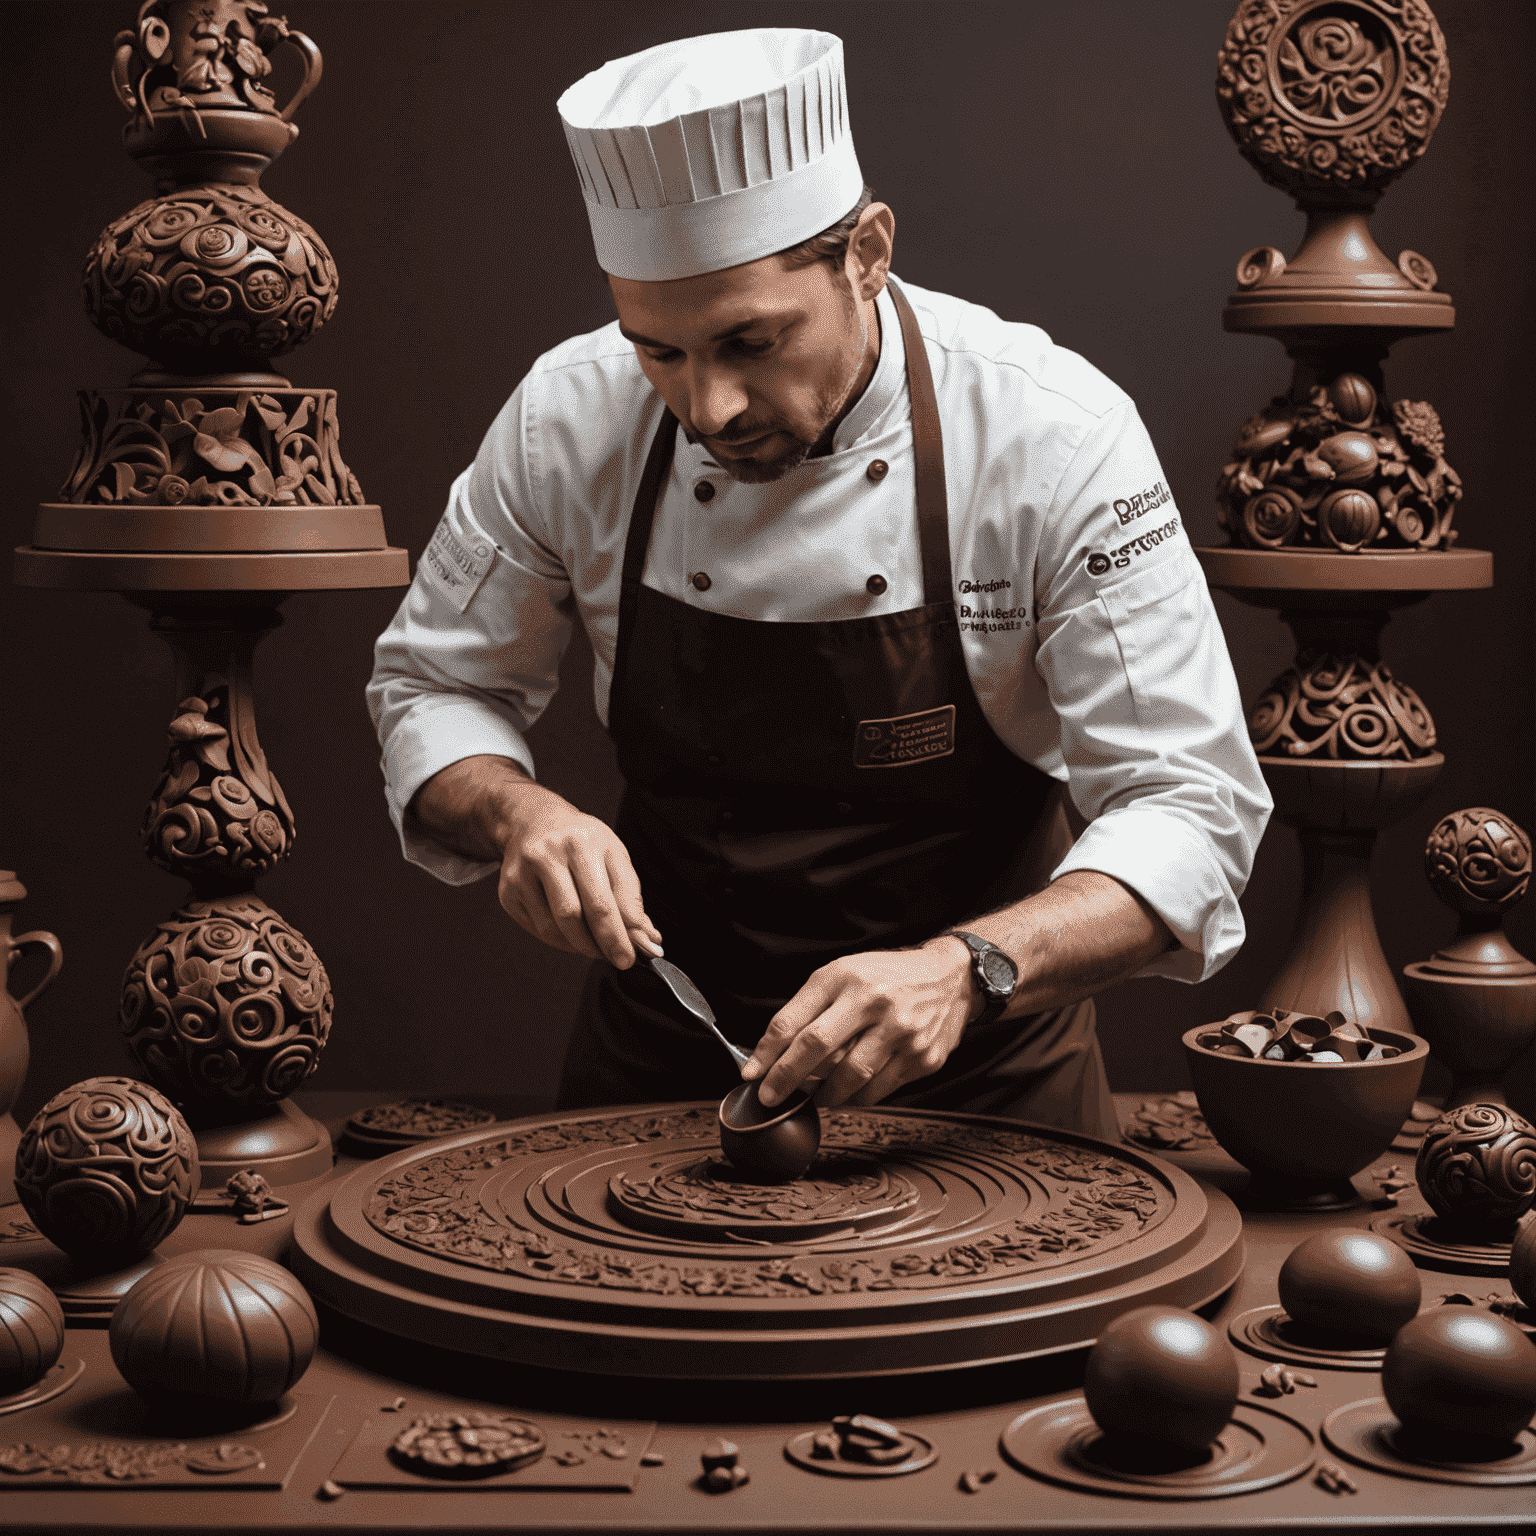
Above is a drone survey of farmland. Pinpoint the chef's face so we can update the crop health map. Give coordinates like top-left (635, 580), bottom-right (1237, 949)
top-left (609, 203), bottom-right (894, 484)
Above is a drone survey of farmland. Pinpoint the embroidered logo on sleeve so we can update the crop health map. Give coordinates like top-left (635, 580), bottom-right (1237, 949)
top-left (1085, 515), bottom-right (1181, 577)
top-left (853, 705), bottom-right (956, 768)
top-left (1112, 480), bottom-right (1172, 527)
top-left (421, 517), bottom-right (496, 613)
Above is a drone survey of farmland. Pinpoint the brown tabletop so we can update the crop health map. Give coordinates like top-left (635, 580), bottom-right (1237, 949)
top-left (0, 1091), bottom-right (1527, 1535)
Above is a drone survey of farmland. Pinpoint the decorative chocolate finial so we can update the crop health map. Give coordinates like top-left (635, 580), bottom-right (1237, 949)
top-left (1402, 808), bottom-right (1536, 1111)
top-left (1414, 1103), bottom-right (1536, 1234)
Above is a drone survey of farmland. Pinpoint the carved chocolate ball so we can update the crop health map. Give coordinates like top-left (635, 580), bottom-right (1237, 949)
top-left (1328, 374), bottom-right (1378, 428)
top-left (1083, 1306), bottom-right (1240, 1454)
top-left (1512, 1216), bottom-right (1536, 1312)
top-left (14, 1077), bottom-right (199, 1264)
top-left (0, 1268), bottom-right (66, 1396)
top-left (1278, 1231), bottom-right (1421, 1344)
top-left (121, 894), bottom-right (332, 1113)
top-left (1425, 809), bottom-right (1532, 915)
top-left (1317, 431), bottom-right (1380, 485)
top-left (110, 1249), bottom-right (318, 1404)
top-left (1383, 1310), bottom-right (1536, 1446)
top-left (1415, 1103), bottom-right (1536, 1228)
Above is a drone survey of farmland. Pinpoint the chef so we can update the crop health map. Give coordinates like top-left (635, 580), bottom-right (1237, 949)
top-left (367, 28), bottom-right (1271, 1140)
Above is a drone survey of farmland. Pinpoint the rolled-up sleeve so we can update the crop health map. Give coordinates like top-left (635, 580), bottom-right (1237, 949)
top-left (1032, 405), bottom-right (1272, 982)
top-left (366, 384), bottom-right (575, 885)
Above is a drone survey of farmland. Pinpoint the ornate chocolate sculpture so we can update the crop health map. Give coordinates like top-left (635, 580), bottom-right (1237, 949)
top-left (1402, 809), bottom-right (1536, 1109)
top-left (0, 873), bottom-right (62, 1207)
top-left (1196, 0), bottom-right (1492, 1035)
top-left (13, 3), bottom-right (407, 1189)
top-left (109, 1247), bottom-right (318, 1404)
top-left (291, 1103), bottom-right (1244, 1379)
top-left (13, 1077), bottom-right (199, 1319)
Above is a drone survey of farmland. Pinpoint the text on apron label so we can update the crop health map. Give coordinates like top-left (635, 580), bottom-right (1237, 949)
top-left (853, 705), bottom-right (957, 768)
top-left (422, 518), bottom-right (495, 613)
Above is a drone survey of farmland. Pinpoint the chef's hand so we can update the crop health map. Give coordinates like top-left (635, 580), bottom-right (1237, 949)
top-left (742, 942), bottom-right (977, 1109)
top-left (496, 779), bottom-right (663, 968)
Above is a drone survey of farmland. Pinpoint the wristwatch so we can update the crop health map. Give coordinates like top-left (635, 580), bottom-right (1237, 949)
top-left (938, 930), bottom-right (1018, 1027)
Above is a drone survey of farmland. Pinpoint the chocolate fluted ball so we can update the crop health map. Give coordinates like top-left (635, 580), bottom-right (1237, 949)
top-left (1383, 1310), bottom-right (1536, 1446)
top-left (14, 1077), bottom-right (199, 1264)
top-left (110, 1249), bottom-right (317, 1404)
top-left (1083, 1306), bottom-right (1240, 1454)
top-left (1278, 1231), bottom-right (1421, 1344)
top-left (1415, 1103), bottom-right (1536, 1228)
top-left (0, 1268), bottom-right (65, 1396)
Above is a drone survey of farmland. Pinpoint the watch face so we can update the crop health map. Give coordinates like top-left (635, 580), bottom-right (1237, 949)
top-left (980, 948), bottom-right (1017, 994)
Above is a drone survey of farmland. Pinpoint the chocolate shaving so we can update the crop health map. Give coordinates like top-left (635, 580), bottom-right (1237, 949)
top-left (1196, 1007), bottom-right (1400, 1064)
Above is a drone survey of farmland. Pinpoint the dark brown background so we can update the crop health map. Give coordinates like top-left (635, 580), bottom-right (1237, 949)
top-left (4, 1), bottom-right (1532, 1125)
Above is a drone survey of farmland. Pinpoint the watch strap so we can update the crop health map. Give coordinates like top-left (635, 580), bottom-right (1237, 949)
top-left (939, 930), bottom-right (1016, 1027)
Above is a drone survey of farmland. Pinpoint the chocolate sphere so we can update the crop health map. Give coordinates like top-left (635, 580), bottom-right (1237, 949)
top-left (1327, 373), bottom-right (1378, 428)
top-left (1510, 1216), bottom-right (1536, 1313)
top-left (110, 1249), bottom-right (318, 1404)
top-left (1425, 809), bottom-right (1531, 915)
top-left (1415, 1103), bottom-right (1536, 1228)
top-left (1318, 487), bottom-right (1381, 551)
top-left (1083, 1306), bottom-right (1240, 1454)
top-left (14, 1077), bottom-right (199, 1264)
top-left (1278, 1230), bottom-right (1421, 1344)
top-left (0, 1268), bottom-right (65, 1396)
top-left (1383, 1310), bottom-right (1536, 1445)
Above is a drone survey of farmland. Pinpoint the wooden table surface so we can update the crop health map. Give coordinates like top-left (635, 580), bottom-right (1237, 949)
top-left (0, 1091), bottom-right (1528, 1535)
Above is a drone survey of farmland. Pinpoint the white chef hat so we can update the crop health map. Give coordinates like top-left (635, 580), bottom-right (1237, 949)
top-left (557, 28), bottom-right (864, 281)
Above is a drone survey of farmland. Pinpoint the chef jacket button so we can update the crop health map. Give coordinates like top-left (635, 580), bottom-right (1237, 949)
top-left (866, 574), bottom-right (888, 595)
top-left (706, 753), bottom-right (722, 766)
top-left (720, 809), bottom-right (733, 821)
top-left (866, 459), bottom-right (889, 482)
top-left (691, 571), bottom-right (712, 591)
top-left (694, 480), bottom-right (716, 503)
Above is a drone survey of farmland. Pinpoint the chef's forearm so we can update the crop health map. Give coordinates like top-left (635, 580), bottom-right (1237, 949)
top-left (926, 870), bottom-right (1176, 1021)
top-left (407, 754), bottom-right (554, 865)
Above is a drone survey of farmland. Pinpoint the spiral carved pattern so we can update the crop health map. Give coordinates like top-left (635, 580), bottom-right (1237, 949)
top-left (83, 183), bottom-right (336, 369)
top-left (1249, 649), bottom-right (1436, 760)
top-left (1424, 808), bottom-right (1532, 916)
top-left (1414, 1103), bottom-right (1536, 1229)
top-left (13, 1078), bottom-right (199, 1262)
top-left (120, 896), bottom-right (331, 1111)
top-left (1216, 0), bottom-right (1450, 199)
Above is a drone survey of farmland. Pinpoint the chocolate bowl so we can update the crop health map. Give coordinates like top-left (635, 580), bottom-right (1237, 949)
top-left (1182, 1023), bottom-right (1428, 1209)
top-left (718, 1083), bottom-right (821, 1181)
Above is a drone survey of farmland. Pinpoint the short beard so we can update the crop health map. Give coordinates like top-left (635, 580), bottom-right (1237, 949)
top-left (690, 281), bottom-right (868, 486)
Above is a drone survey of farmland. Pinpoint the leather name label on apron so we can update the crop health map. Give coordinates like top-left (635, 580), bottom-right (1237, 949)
top-left (853, 705), bottom-right (956, 768)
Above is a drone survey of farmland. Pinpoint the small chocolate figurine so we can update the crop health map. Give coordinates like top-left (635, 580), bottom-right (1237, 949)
top-left (1082, 1306), bottom-right (1241, 1456)
top-left (0, 1267), bottom-right (65, 1397)
top-left (1402, 808), bottom-right (1536, 1110)
top-left (1277, 1231), bottom-right (1421, 1345)
top-left (109, 1248), bottom-right (317, 1405)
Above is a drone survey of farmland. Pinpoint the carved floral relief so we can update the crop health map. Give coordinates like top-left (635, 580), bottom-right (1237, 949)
top-left (64, 388), bottom-right (363, 509)
top-left (1216, 0), bottom-right (1450, 198)
top-left (1249, 650), bottom-right (1436, 760)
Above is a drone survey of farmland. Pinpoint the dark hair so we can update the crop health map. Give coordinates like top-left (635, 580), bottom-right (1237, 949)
top-left (777, 184), bottom-right (876, 270)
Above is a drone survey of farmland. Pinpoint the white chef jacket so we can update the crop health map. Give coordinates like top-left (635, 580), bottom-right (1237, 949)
top-left (368, 277), bottom-right (1272, 984)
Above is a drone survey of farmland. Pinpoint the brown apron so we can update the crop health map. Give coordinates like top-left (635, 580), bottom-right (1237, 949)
top-left (556, 281), bottom-right (1119, 1139)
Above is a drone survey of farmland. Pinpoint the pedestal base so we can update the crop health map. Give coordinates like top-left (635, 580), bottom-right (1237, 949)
top-left (189, 1098), bottom-right (333, 1206)
top-left (51, 1251), bottom-right (167, 1325)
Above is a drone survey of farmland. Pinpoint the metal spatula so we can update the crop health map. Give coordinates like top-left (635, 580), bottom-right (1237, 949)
top-left (649, 957), bottom-right (752, 1070)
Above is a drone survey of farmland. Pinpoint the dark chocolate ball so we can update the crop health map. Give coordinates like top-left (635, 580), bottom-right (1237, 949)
top-left (1382, 1309), bottom-right (1536, 1445)
top-left (1415, 1103), bottom-right (1536, 1228)
top-left (1277, 1230), bottom-right (1421, 1343)
top-left (0, 1267), bottom-right (65, 1396)
top-left (1512, 1215), bottom-right (1536, 1312)
top-left (1083, 1306), bottom-right (1240, 1454)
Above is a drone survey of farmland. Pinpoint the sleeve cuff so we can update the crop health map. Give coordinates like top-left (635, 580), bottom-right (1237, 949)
top-left (381, 697), bottom-right (537, 887)
top-left (1049, 806), bottom-right (1245, 984)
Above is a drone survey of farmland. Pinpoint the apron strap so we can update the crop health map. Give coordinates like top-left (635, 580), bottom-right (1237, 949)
top-left (887, 279), bottom-right (954, 607)
top-left (616, 405), bottom-right (678, 691)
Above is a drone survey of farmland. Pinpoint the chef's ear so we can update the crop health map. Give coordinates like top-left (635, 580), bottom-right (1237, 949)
top-left (846, 202), bottom-right (895, 303)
